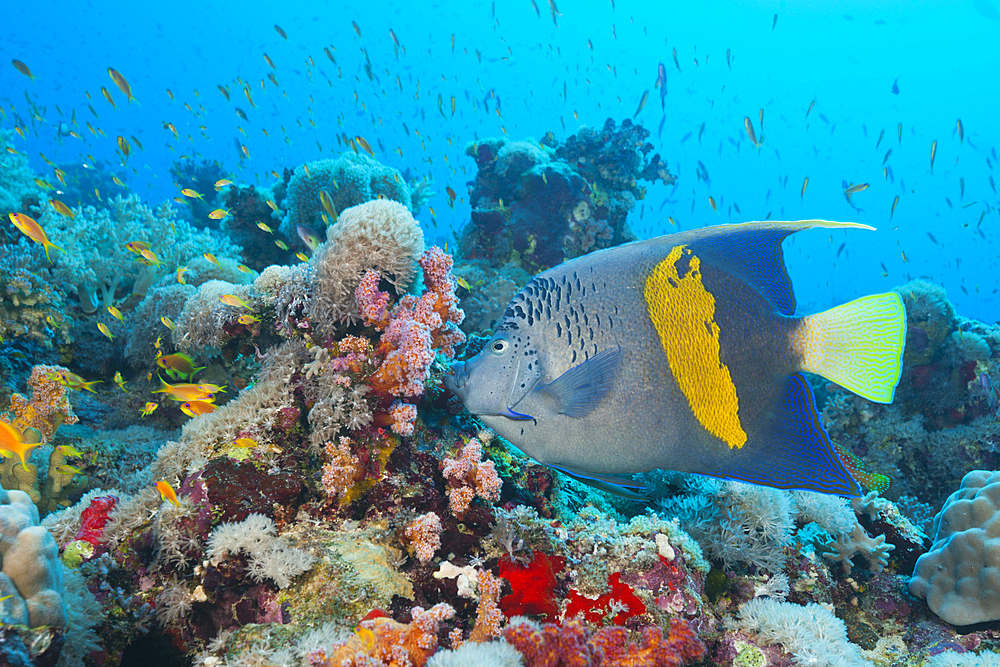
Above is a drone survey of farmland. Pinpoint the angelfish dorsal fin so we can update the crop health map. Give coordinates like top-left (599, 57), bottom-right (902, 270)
top-left (684, 220), bottom-right (874, 316)
top-left (539, 347), bottom-right (620, 418)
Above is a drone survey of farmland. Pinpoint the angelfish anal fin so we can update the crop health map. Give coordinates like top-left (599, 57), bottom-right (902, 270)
top-left (538, 346), bottom-right (621, 418)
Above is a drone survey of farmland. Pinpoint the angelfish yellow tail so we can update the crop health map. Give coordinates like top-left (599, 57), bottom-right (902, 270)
top-left (792, 293), bottom-right (907, 403)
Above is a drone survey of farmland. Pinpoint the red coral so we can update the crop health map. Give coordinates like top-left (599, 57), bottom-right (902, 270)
top-left (589, 619), bottom-right (706, 667)
top-left (566, 572), bottom-right (647, 626)
top-left (75, 496), bottom-right (118, 545)
top-left (498, 552), bottom-right (566, 621)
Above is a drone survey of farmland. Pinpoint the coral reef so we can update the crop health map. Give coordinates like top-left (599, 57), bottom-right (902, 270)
top-left (0, 129), bottom-right (45, 220)
top-left (459, 119), bottom-right (674, 273)
top-left (39, 194), bottom-right (242, 312)
top-left (281, 153), bottom-right (413, 242)
top-left (0, 239), bottom-right (73, 347)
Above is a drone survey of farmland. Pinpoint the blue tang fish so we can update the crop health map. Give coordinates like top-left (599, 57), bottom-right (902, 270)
top-left (445, 220), bottom-right (906, 496)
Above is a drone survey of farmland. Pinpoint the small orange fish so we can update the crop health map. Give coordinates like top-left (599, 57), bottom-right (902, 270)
top-left (295, 252), bottom-right (310, 262)
top-left (355, 135), bottom-right (374, 157)
top-left (220, 294), bottom-right (253, 309)
top-left (50, 200), bottom-right (75, 219)
top-left (275, 239), bottom-right (289, 251)
top-left (11, 59), bottom-right (35, 81)
top-left (140, 248), bottom-right (163, 267)
top-left (175, 266), bottom-right (189, 284)
top-left (208, 208), bottom-right (231, 220)
top-left (8, 213), bottom-right (62, 262)
top-left (0, 421), bottom-right (38, 470)
top-left (233, 438), bottom-right (257, 448)
top-left (152, 377), bottom-right (214, 402)
top-left (125, 240), bottom-right (150, 255)
top-left (141, 402), bottom-right (158, 417)
top-left (196, 383), bottom-right (227, 394)
top-left (157, 352), bottom-right (203, 375)
top-left (181, 188), bottom-right (203, 199)
top-left (108, 68), bottom-right (136, 105)
top-left (263, 53), bottom-right (275, 69)
top-left (203, 253), bottom-right (220, 268)
top-left (113, 176), bottom-right (125, 187)
top-left (181, 400), bottom-right (216, 418)
top-left (97, 322), bottom-right (115, 340)
top-left (164, 122), bottom-right (178, 138)
top-left (744, 116), bottom-right (758, 147)
top-left (54, 370), bottom-right (102, 393)
top-left (156, 480), bottom-right (180, 506)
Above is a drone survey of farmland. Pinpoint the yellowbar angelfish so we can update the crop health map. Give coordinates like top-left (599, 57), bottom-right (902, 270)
top-left (445, 221), bottom-right (906, 497)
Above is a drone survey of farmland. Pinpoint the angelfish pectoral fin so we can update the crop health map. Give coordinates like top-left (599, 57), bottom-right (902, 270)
top-left (502, 406), bottom-right (535, 420)
top-left (538, 346), bottom-right (621, 418)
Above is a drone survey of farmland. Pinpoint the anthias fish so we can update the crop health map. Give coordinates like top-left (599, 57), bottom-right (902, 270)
top-left (445, 221), bottom-right (906, 497)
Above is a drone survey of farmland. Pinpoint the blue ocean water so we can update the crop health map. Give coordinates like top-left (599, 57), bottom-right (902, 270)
top-left (3, 0), bottom-right (998, 321)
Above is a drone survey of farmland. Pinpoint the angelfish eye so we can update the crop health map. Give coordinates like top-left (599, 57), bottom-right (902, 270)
top-left (490, 340), bottom-right (509, 354)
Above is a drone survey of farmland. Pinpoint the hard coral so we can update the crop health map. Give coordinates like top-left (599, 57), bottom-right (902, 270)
top-left (282, 153), bottom-right (412, 241)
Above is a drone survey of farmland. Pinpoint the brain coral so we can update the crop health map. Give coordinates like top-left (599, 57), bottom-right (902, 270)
top-left (281, 153), bottom-right (412, 240)
top-left (307, 199), bottom-right (424, 330)
top-left (910, 470), bottom-right (1000, 625)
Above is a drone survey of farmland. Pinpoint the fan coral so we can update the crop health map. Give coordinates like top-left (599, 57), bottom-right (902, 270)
top-left (39, 194), bottom-right (241, 312)
top-left (281, 153), bottom-right (412, 240)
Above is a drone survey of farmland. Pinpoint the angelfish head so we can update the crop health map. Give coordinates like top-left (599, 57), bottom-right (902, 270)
top-left (444, 330), bottom-right (540, 420)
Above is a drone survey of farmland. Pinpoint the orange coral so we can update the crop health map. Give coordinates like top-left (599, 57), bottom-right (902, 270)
top-left (2, 365), bottom-right (78, 443)
top-left (468, 569), bottom-right (505, 642)
top-left (317, 603), bottom-right (455, 667)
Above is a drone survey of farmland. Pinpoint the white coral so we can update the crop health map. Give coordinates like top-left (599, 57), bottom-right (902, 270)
top-left (208, 514), bottom-right (313, 590)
